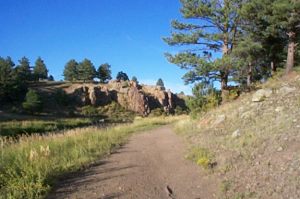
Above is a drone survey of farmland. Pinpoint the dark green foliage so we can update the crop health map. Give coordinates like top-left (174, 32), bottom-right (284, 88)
top-left (63, 59), bottom-right (78, 81)
top-left (156, 78), bottom-right (165, 88)
top-left (15, 56), bottom-right (32, 81)
top-left (116, 71), bottom-right (129, 81)
top-left (97, 63), bottom-right (112, 83)
top-left (164, 0), bottom-right (243, 91)
top-left (22, 89), bottom-right (42, 114)
top-left (149, 108), bottom-right (165, 117)
top-left (77, 59), bottom-right (96, 82)
top-left (33, 57), bottom-right (48, 81)
top-left (48, 75), bottom-right (54, 81)
top-left (186, 83), bottom-right (221, 118)
top-left (131, 76), bottom-right (138, 83)
top-left (81, 105), bottom-right (98, 116)
top-left (54, 89), bottom-right (69, 106)
top-left (0, 57), bottom-right (27, 103)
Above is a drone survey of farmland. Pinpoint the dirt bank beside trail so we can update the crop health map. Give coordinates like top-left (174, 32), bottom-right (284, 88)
top-left (48, 126), bottom-right (218, 199)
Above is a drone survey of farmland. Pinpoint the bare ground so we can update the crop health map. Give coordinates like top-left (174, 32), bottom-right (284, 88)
top-left (47, 126), bottom-right (218, 199)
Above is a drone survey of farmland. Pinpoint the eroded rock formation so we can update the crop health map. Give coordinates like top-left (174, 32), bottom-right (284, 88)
top-left (64, 80), bottom-right (186, 116)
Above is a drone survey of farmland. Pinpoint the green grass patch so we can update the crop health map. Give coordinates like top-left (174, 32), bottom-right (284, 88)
top-left (0, 118), bottom-right (94, 137)
top-left (186, 146), bottom-right (215, 169)
top-left (0, 116), bottom-right (179, 199)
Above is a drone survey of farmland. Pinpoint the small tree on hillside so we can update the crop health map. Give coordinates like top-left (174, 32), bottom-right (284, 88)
top-left (77, 59), bottom-right (96, 82)
top-left (131, 76), bottom-right (138, 83)
top-left (33, 57), bottom-right (48, 81)
top-left (156, 78), bottom-right (165, 88)
top-left (97, 63), bottom-right (112, 83)
top-left (48, 75), bottom-right (54, 81)
top-left (63, 59), bottom-right (78, 81)
top-left (116, 71), bottom-right (129, 81)
top-left (22, 89), bottom-right (42, 114)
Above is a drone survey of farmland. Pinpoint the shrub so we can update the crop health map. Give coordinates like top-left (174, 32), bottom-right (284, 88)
top-left (22, 89), bottom-right (42, 114)
top-left (187, 146), bottom-right (215, 169)
top-left (81, 105), bottom-right (98, 116)
top-left (149, 108), bottom-right (165, 117)
top-left (54, 89), bottom-right (69, 106)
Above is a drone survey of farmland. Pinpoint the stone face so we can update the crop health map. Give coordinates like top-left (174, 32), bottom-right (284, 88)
top-left (252, 89), bottom-right (273, 102)
top-left (64, 81), bottom-right (185, 116)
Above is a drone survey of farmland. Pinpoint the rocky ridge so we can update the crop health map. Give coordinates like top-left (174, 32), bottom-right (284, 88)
top-left (64, 80), bottom-right (186, 116)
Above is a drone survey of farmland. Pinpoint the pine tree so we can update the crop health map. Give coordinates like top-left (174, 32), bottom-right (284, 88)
top-left (270, 0), bottom-right (300, 74)
top-left (131, 76), bottom-right (138, 83)
top-left (77, 59), bottom-right (96, 82)
top-left (163, 0), bottom-right (243, 93)
top-left (97, 63), bottom-right (112, 83)
top-left (63, 59), bottom-right (78, 81)
top-left (15, 56), bottom-right (31, 81)
top-left (116, 71), bottom-right (129, 81)
top-left (22, 89), bottom-right (42, 114)
top-left (156, 78), bottom-right (165, 88)
top-left (33, 57), bottom-right (48, 81)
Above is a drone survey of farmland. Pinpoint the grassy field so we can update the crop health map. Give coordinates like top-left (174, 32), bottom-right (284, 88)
top-left (0, 116), bottom-right (179, 199)
top-left (0, 118), bottom-right (96, 137)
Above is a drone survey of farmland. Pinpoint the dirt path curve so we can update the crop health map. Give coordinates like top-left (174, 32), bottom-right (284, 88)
top-left (48, 126), bottom-right (217, 199)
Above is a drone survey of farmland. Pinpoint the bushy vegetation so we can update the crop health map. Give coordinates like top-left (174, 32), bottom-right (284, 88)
top-left (187, 146), bottom-right (215, 169)
top-left (0, 117), bottom-right (179, 199)
top-left (0, 56), bottom-right (52, 105)
top-left (164, 0), bottom-right (300, 115)
top-left (186, 83), bottom-right (221, 118)
top-left (22, 89), bottom-right (43, 114)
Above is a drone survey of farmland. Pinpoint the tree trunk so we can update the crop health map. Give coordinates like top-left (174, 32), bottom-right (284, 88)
top-left (247, 62), bottom-right (252, 88)
top-left (271, 61), bottom-right (276, 76)
top-left (285, 31), bottom-right (296, 74)
top-left (220, 70), bottom-right (228, 93)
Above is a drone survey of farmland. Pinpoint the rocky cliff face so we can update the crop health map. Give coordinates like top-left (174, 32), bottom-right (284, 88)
top-left (64, 80), bottom-right (186, 116)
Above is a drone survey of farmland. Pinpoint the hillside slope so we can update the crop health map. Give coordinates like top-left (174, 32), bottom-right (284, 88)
top-left (175, 73), bottom-right (300, 199)
top-left (31, 80), bottom-right (186, 116)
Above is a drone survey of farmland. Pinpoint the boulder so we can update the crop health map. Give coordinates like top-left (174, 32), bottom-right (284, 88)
top-left (214, 114), bottom-right (226, 126)
top-left (252, 89), bottom-right (272, 102)
top-left (278, 86), bottom-right (296, 95)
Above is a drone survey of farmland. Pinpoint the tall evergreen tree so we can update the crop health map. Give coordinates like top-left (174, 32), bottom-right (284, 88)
top-left (0, 57), bottom-right (15, 101)
top-left (271, 0), bottom-right (300, 74)
top-left (15, 56), bottom-right (31, 81)
top-left (77, 59), bottom-right (96, 82)
top-left (163, 0), bottom-right (242, 93)
top-left (156, 78), bottom-right (165, 88)
top-left (63, 59), bottom-right (78, 81)
top-left (97, 63), bottom-right (112, 83)
top-left (33, 57), bottom-right (48, 81)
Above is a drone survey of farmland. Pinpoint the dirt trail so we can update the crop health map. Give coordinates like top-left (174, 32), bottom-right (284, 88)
top-left (48, 126), bottom-right (218, 199)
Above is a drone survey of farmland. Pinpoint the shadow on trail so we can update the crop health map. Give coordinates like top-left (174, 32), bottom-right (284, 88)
top-left (47, 158), bottom-right (138, 199)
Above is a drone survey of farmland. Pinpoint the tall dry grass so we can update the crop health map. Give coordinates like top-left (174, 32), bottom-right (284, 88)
top-left (0, 116), bottom-right (180, 199)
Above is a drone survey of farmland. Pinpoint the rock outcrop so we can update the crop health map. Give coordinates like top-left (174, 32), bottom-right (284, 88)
top-left (64, 81), bottom-right (186, 116)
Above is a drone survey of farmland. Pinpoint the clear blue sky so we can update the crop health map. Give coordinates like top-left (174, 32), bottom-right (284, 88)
top-left (0, 0), bottom-right (193, 94)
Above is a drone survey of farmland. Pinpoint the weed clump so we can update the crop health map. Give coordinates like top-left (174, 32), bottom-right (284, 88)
top-left (187, 146), bottom-right (215, 169)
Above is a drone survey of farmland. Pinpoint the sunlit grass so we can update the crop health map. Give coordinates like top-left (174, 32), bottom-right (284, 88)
top-left (0, 116), bottom-right (180, 199)
top-left (0, 118), bottom-right (94, 137)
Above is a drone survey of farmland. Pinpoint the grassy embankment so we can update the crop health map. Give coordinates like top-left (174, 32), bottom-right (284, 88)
top-left (0, 116), bottom-right (180, 199)
top-left (173, 72), bottom-right (300, 198)
top-left (0, 118), bottom-right (95, 137)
